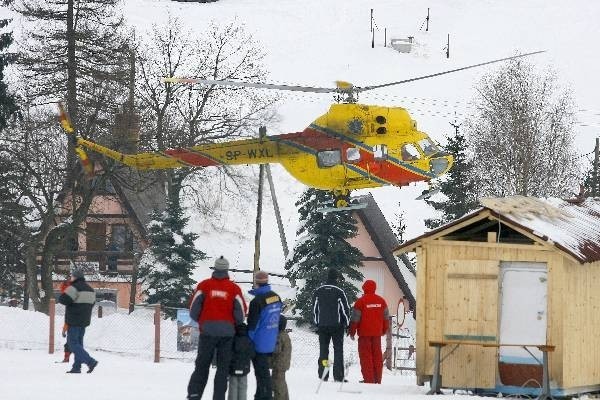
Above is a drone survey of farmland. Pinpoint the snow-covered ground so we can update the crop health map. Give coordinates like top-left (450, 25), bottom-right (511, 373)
top-left (2, 306), bottom-right (421, 400)
top-left (0, 346), bottom-right (452, 400)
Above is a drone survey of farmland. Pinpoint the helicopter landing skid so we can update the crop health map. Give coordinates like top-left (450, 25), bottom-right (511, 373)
top-left (415, 188), bottom-right (441, 201)
top-left (317, 202), bottom-right (367, 214)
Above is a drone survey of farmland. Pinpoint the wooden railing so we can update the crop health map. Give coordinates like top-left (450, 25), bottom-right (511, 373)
top-left (427, 340), bottom-right (555, 400)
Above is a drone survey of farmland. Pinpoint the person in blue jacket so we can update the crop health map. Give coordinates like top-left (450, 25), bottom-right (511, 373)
top-left (247, 271), bottom-right (282, 400)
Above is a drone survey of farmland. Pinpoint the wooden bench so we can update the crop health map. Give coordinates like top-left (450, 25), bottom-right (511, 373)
top-left (427, 341), bottom-right (555, 400)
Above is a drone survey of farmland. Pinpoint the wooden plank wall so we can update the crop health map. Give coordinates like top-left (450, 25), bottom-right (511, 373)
top-left (562, 259), bottom-right (600, 388)
top-left (416, 240), bottom-right (558, 388)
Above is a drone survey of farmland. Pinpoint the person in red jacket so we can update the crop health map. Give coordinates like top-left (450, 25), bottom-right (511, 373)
top-left (348, 280), bottom-right (389, 384)
top-left (187, 256), bottom-right (247, 400)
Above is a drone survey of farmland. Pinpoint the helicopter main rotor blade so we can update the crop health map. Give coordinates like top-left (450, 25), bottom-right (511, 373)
top-left (357, 50), bottom-right (546, 92)
top-left (163, 77), bottom-right (337, 94)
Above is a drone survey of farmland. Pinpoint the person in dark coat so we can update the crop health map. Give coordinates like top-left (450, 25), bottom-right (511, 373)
top-left (270, 315), bottom-right (291, 400)
top-left (312, 268), bottom-right (350, 382)
top-left (228, 323), bottom-right (255, 400)
top-left (58, 268), bottom-right (98, 374)
top-left (348, 280), bottom-right (390, 384)
top-left (247, 271), bottom-right (282, 400)
top-left (187, 256), bottom-right (247, 400)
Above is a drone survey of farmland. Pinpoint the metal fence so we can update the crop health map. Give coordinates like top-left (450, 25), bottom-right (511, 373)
top-left (0, 299), bottom-right (416, 374)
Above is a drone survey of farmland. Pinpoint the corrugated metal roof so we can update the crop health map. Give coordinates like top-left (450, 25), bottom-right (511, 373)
top-left (395, 196), bottom-right (600, 264)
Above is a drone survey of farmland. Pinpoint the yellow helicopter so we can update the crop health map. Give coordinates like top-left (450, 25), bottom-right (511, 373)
top-left (59, 51), bottom-right (543, 209)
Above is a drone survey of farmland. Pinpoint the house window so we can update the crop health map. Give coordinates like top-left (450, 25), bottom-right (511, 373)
top-left (317, 150), bottom-right (342, 168)
top-left (110, 225), bottom-right (133, 252)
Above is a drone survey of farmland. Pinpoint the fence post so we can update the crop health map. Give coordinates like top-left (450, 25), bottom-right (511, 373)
top-left (49, 297), bottom-right (55, 354)
top-left (98, 305), bottom-right (103, 318)
top-left (154, 304), bottom-right (160, 363)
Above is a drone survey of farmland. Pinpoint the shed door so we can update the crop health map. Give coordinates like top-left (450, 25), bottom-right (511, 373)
top-left (442, 260), bottom-right (499, 389)
top-left (499, 262), bottom-right (547, 363)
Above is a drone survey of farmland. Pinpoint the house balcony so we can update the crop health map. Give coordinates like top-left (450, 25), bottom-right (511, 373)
top-left (53, 251), bottom-right (136, 276)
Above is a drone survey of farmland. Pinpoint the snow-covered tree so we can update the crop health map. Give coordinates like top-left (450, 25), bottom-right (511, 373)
top-left (425, 127), bottom-right (479, 229)
top-left (285, 189), bottom-right (363, 325)
top-left (466, 58), bottom-right (580, 197)
top-left (0, 2), bottom-right (18, 131)
top-left (139, 197), bottom-right (206, 319)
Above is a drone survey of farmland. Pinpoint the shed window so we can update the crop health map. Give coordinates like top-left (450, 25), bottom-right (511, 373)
top-left (317, 150), bottom-right (342, 168)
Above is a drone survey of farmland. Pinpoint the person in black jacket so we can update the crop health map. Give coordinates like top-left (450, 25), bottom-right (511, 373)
top-left (228, 323), bottom-right (255, 400)
top-left (247, 271), bottom-right (282, 400)
top-left (58, 268), bottom-right (98, 374)
top-left (312, 268), bottom-right (350, 382)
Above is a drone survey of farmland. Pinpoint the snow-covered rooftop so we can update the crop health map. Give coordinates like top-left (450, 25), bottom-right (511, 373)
top-left (396, 196), bottom-right (600, 264)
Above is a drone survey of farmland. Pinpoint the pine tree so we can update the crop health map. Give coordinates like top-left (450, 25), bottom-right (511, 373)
top-left (139, 198), bottom-right (206, 319)
top-left (285, 189), bottom-right (364, 325)
top-left (0, 1), bottom-right (18, 131)
top-left (425, 127), bottom-right (479, 229)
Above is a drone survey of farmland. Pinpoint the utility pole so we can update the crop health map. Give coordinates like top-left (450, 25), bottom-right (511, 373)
top-left (593, 137), bottom-right (599, 197)
top-left (370, 9), bottom-right (373, 32)
top-left (446, 34), bottom-right (450, 58)
top-left (253, 127), bottom-right (266, 276)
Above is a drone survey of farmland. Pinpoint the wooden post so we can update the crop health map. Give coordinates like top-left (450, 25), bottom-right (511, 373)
top-left (384, 28), bottom-right (387, 47)
top-left (426, 8), bottom-right (430, 31)
top-left (154, 304), bottom-right (160, 363)
top-left (370, 9), bottom-right (373, 32)
top-left (49, 297), bottom-right (55, 354)
top-left (446, 34), bottom-right (450, 58)
top-left (98, 305), bottom-right (103, 318)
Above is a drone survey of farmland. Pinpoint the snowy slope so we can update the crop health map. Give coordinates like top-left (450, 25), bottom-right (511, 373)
top-left (116, 0), bottom-right (600, 280)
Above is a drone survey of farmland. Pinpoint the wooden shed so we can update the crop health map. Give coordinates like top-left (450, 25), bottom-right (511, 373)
top-left (393, 196), bottom-right (600, 396)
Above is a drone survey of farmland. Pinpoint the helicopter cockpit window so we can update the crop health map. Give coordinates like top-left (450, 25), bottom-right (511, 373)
top-left (346, 148), bottom-right (361, 163)
top-left (401, 144), bottom-right (421, 161)
top-left (373, 144), bottom-right (388, 160)
top-left (317, 150), bottom-right (342, 168)
top-left (418, 138), bottom-right (440, 157)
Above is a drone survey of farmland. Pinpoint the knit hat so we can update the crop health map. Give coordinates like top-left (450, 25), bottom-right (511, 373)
top-left (214, 256), bottom-right (229, 271)
top-left (71, 267), bottom-right (84, 280)
top-left (254, 270), bottom-right (269, 285)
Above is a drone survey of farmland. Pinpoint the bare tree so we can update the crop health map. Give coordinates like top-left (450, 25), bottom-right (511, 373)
top-left (5, 0), bottom-right (129, 312)
top-left (466, 58), bottom-right (580, 197)
top-left (136, 19), bottom-right (278, 220)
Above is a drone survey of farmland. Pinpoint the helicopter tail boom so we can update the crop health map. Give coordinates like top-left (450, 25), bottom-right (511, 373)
top-left (73, 136), bottom-right (282, 170)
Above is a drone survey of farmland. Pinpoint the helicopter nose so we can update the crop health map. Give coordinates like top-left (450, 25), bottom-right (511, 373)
top-left (429, 154), bottom-right (453, 176)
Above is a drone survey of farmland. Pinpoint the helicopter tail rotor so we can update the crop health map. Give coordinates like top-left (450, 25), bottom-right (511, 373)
top-left (57, 103), bottom-right (94, 177)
